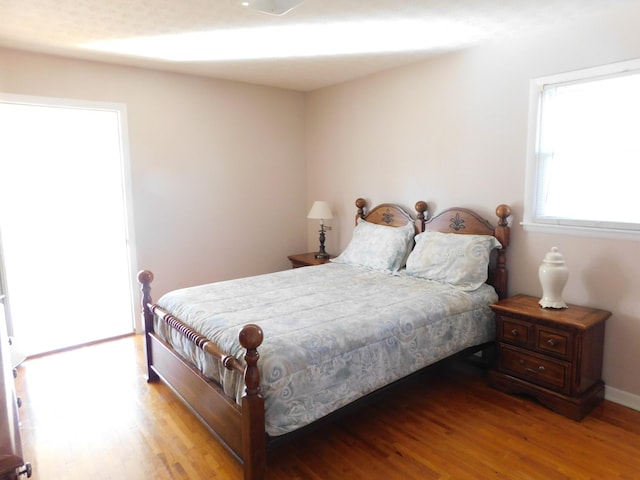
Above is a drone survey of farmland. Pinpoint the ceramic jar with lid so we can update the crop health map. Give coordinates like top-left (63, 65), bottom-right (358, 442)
top-left (539, 246), bottom-right (569, 309)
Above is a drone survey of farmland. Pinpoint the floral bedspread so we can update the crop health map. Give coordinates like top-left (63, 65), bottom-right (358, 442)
top-left (155, 262), bottom-right (497, 436)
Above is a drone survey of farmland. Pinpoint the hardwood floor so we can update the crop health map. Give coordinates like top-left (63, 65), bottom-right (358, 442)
top-left (14, 335), bottom-right (640, 479)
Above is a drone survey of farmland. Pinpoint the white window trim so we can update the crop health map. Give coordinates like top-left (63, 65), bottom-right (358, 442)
top-left (522, 59), bottom-right (640, 242)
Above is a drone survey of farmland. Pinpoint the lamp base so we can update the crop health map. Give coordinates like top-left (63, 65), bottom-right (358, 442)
top-left (314, 224), bottom-right (330, 260)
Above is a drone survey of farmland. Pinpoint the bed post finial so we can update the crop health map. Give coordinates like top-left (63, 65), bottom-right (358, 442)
top-left (495, 204), bottom-right (511, 248)
top-left (494, 205), bottom-right (511, 300)
top-left (239, 324), bottom-right (266, 480)
top-left (355, 198), bottom-right (367, 225)
top-left (137, 270), bottom-right (154, 296)
top-left (496, 204), bottom-right (511, 227)
top-left (415, 201), bottom-right (428, 232)
top-left (137, 270), bottom-right (159, 382)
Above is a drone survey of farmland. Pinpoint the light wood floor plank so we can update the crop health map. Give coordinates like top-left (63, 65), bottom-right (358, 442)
top-left (13, 335), bottom-right (640, 479)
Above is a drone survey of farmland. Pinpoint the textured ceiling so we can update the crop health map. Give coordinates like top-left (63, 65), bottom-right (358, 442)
top-left (0, 0), bottom-right (635, 91)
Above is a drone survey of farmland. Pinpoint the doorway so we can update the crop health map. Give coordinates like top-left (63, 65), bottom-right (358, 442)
top-left (0, 94), bottom-right (138, 356)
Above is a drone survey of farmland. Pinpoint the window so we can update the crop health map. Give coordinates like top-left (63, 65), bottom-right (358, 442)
top-left (523, 59), bottom-right (640, 239)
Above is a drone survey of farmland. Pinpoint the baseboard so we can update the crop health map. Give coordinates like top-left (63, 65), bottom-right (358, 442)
top-left (605, 385), bottom-right (640, 412)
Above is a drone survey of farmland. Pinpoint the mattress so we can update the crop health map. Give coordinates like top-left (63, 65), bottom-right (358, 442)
top-left (155, 262), bottom-right (498, 436)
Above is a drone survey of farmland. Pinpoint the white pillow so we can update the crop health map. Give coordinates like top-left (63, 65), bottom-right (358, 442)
top-left (406, 231), bottom-right (502, 290)
top-left (332, 218), bottom-right (415, 273)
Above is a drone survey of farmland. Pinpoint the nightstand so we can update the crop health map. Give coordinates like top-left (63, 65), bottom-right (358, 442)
top-left (488, 294), bottom-right (610, 420)
top-left (287, 252), bottom-right (334, 268)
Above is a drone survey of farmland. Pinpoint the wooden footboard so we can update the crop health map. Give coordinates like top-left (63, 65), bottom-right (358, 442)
top-left (138, 271), bottom-right (267, 480)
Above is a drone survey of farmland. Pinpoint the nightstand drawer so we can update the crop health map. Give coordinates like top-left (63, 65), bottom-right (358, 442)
top-left (289, 259), bottom-right (311, 268)
top-left (498, 315), bottom-right (532, 347)
top-left (536, 326), bottom-right (571, 359)
top-left (499, 345), bottom-right (569, 393)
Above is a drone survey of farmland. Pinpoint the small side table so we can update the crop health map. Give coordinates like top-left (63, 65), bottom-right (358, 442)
top-left (488, 294), bottom-right (610, 420)
top-left (287, 252), bottom-right (334, 268)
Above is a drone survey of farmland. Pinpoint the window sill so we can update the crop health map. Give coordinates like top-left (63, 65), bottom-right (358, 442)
top-left (521, 222), bottom-right (640, 241)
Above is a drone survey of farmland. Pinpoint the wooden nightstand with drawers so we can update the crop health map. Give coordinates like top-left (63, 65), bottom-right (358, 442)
top-left (488, 294), bottom-right (610, 420)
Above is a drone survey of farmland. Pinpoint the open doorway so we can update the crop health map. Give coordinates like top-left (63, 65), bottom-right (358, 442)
top-left (0, 94), bottom-right (139, 356)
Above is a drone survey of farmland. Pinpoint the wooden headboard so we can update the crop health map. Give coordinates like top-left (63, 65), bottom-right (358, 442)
top-left (354, 198), bottom-right (511, 299)
top-left (355, 198), bottom-right (427, 233)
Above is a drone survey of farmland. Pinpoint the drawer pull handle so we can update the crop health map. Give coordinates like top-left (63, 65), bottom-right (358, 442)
top-left (524, 366), bottom-right (545, 374)
top-left (519, 360), bottom-right (545, 374)
top-left (525, 365), bottom-right (544, 373)
top-left (511, 329), bottom-right (518, 337)
top-left (547, 339), bottom-right (556, 347)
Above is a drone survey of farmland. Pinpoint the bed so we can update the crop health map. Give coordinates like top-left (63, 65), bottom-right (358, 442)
top-left (138, 198), bottom-right (511, 480)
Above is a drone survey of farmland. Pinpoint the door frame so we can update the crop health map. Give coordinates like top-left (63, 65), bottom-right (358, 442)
top-left (0, 93), bottom-right (141, 338)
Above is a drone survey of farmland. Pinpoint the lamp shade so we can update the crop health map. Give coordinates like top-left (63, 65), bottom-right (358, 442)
top-left (307, 201), bottom-right (333, 220)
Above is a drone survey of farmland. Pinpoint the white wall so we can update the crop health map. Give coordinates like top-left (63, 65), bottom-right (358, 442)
top-left (305, 3), bottom-right (640, 404)
top-left (0, 48), bottom-right (307, 299)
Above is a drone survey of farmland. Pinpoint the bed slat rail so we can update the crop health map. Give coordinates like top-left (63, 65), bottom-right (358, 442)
top-left (150, 304), bottom-right (246, 374)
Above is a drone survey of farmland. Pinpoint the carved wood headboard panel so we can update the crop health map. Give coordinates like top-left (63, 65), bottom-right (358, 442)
top-left (355, 198), bottom-right (427, 234)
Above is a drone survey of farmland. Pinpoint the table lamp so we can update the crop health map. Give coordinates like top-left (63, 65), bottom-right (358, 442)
top-left (307, 201), bottom-right (333, 259)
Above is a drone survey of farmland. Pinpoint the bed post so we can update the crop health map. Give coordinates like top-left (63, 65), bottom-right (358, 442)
top-left (355, 198), bottom-right (367, 224)
top-left (239, 324), bottom-right (266, 480)
top-left (415, 201), bottom-right (428, 232)
top-left (137, 270), bottom-right (159, 383)
top-left (493, 205), bottom-right (511, 300)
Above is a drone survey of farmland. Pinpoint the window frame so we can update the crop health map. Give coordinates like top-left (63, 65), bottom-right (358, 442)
top-left (522, 59), bottom-right (640, 241)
